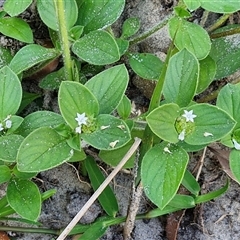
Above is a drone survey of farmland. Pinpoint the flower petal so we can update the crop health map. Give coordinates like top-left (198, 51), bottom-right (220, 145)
top-left (233, 139), bottom-right (240, 150)
top-left (182, 110), bottom-right (197, 122)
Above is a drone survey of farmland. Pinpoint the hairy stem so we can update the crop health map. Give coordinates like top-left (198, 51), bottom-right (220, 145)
top-left (129, 13), bottom-right (173, 45)
top-left (207, 13), bottom-right (231, 33)
top-left (54, 0), bottom-right (73, 81)
top-left (210, 26), bottom-right (240, 39)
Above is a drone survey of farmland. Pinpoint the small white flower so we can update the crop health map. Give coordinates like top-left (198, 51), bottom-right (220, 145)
top-left (0, 123), bottom-right (3, 131)
top-left (109, 140), bottom-right (119, 148)
top-left (178, 129), bottom-right (185, 141)
top-left (5, 120), bottom-right (12, 129)
top-left (100, 125), bottom-right (110, 130)
top-left (182, 110), bottom-right (197, 122)
top-left (233, 139), bottom-right (240, 150)
top-left (164, 147), bottom-right (172, 154)
top-left (204, 132), bottom-right (213, 137)
top-left (75, 126), bottom-right (82, 134)
top-left (75, 113), bottom-right (88, 126)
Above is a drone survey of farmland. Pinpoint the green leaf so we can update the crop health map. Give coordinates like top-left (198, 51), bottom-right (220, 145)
top-left (37, 0), bottom-right (78, 31)
top-left (217, 83), bottom-right (240, 130)
top-left (200, 1), bottom-right (240, 13)
top-left (12, 166), bottom-right (37, 179)
top-left (0, 135), bottom-right (24, 162)
top-left (168, 194), bottom-right (195, 209)
top-left (169, 17), bottom-right (211, 59)
top-left (82, 114), bottom-right (131, 150)
top-left (17, 127), bottom-right (73, 172)
top-left (129, 53), bottom-right (163, 80)
top-left (99, 139), bottom-right (135, 168)
top-left (121, 17), bottom-right (140, 39)
top-left (0, 165), bottom-right (11, 184)
top-left (182, 170), bottom-right (200, 196)
top-left (85, 156), bottom-right (118, 216)
top-left (0, 66), bottom-right (22, 119)
top-left (177, 141), bottom-right (207, 152)
top-left (163, 49), bottom-right (199, 107)
top-left (17, 111), bottom-right (64, 137)
top-left (117, 95), bottom-right (132, 119)
top-left (3, 0), bottom-right (32, 16)
top-left (0, 17), bottom-right (33, 43)
top-left (174, 7), bottom-right (191, 18)
top-left (72, 30), bottom-right (120, 65)
top-left (39, 67), bottom-right (65, 90)
top-left (0, 47), bottom-right (13, 68)
top-left (210, 33), bottom-right (240, 79)
top-left (68, 149), bottom-right (86, 162)
top-left (115, 38), bottom-right (129, 56)
top-left (141, 143), bottom-right (188, 209)
top-left (58, 81), bottom-right (99, 129)
top-left (183, 104), bottom-right (236, 145)
top-left (195, 179), bottom-right (229, 204)
top-left (78, 220), bottom-right (108, 240)
top-left (77, 0), bottom-right (125, 34)
top-left (85, 65), bottom-right (128, 114)
top-left (183, 0), bottom-right (201, 11)
top-left (147, 103), bottom-right (180, 143)
top-left (196, 55), bottom-right (216, 94)
top-left (7, 178), bottom-right (41, 221)
top-left (230, 149), bottom-right (240, 182)
top-left (69, 25), bottom-right (84, 41)
top-left (10, 44), bottom-right (59, 75)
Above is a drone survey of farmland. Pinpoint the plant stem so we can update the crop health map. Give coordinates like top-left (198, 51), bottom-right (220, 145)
top-left (54, 0), bottom-right (73, 81)
top-left (148, 43), bottom-right (175, 112)
top-left (0, 226), bottom-right (58, 235)
top-left (197, 75), bottom-right (240, 103)
top-left (207, 13), bottom-right (231, 33)
top-left (210, 26), bottom-right (240, 39)
top-left (129, 13), bottom-right (173, 45)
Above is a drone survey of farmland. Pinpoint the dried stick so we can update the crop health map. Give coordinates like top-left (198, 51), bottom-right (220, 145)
top-left (196, 147), bottom-right (207, 181)
top-left (57, 137), bottom-right (142, 240)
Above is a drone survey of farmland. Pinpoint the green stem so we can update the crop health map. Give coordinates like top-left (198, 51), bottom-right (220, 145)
top-left (0, 226), bottom-right (58, 235)
top-left (129, 13), bottom-right (173, 45)
top-left (207, 13), bottom-right (231, 33)
top-left (0, 206), bottom-right (185, 236)
top-left (54, 0), bottom-right (73, 81)
top-left (210, 26), bottom-right (240, 39)
top-left (135, 41), bottom-right (175, 185)
top-left (197, 76), bottom-right (240, 103)
top-left (148, 43), bottom-right (175, 112)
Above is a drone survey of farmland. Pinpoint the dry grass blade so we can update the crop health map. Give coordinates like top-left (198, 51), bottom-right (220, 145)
top-left (56, 137), bottom-right (142, 240)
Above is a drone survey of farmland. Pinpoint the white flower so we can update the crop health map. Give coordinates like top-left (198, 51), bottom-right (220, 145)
top-left (5, 120), bottom-right (12, 129)
top-left (204, 132), bottom-right (213, 137)
top-left (75, 126), bottom-right (82, 134)
top-left (178, 129), bottom-right (185, 141)
top-left (233, 139), bottom-right (240, 150)
top-left (182, 110), bottom-right (197, 122)
top-left (75, 113), bottom-right (88, 126)
top-left (0, 123), bottom-right (3, 131)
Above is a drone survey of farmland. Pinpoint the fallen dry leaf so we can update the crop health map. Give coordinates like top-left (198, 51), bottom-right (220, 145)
top-left (208, 146), bottom-right (240, 184)
top-left (0, 231), bottom-right (10, 240)
top-left (166, 210), bottom-right (185, 240)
